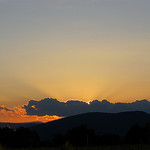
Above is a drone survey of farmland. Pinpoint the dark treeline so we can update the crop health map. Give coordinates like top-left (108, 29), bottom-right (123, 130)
top-left (51, 123), bottom-right (150, 147)
top-left (51, 125), bottom-right (121, 147)
top-left (1, 122), bottom-right (150, 148)
top-left (0, 127), bottom-right (40, 148)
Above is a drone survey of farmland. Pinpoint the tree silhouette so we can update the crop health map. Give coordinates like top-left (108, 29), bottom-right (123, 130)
top-left (0, 127), bottom-right (40, 148)
top-left (124, 124), bottom-right (145, 144)
top-left (64, 125), bottom-right (95, 146)
top-left (15, 127), bottom-right (40, 147)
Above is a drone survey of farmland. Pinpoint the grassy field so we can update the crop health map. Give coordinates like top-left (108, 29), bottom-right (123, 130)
top-left (2, 145), bottom-right (150, 150)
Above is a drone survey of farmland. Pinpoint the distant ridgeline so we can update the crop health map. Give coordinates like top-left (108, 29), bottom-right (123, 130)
top-left (24, 98), bottom-right (150, 116)
top-left (0, 122), bottom-right (42, 130)
top-left (30, 111), bottom-right (150, 141)
top-left (1, 111), bottom-right (150, 148)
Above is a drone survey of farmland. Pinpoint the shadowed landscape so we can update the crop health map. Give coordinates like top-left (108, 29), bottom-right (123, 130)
top-left (1, 111), bottom-right (150, 149)
top-left (0, 122), bottom-right (42, 130)
top-left (29, 111), bottom-right (150, 140)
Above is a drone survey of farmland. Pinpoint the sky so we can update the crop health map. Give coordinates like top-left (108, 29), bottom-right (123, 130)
top-left (0, 0), bottom-right (150, 113)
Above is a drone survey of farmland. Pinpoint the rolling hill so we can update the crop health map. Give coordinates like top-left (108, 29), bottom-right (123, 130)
top-left (30, 111), bottom-right (150, 141)
top-left (0, 122), bottom-right (42, 130)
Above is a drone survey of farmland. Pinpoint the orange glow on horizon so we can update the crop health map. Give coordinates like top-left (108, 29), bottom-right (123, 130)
top-left (0, 105), bottom-right (63, 123)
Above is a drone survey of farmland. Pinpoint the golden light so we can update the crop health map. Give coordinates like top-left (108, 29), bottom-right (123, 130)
top-left (0, 105), bottom-right (63, 123)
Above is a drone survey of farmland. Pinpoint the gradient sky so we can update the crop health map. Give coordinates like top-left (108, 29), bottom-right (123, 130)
top-left (0, 0), bottom-right (150, 108)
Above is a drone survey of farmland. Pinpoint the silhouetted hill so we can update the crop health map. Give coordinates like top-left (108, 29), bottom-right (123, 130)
top-left (0, 122), bottom-right (42, 130)
top-left (30, 111), bottom-right (150, 141)
top-left (24, 98), bottom-right (150, 116)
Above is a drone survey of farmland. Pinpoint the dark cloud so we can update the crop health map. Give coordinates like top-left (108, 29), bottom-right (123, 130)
top-left (24, 98), bottom-right (150, 117)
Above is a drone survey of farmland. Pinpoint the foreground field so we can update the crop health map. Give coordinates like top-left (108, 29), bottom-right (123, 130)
top-left (2, 145), bottom-right (150, 150)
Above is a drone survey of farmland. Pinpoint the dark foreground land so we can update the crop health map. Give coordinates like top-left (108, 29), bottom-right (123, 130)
top-left (1, 112), bottom-right (150, 149)
top-left (2, 145), bottom-right (150, 150)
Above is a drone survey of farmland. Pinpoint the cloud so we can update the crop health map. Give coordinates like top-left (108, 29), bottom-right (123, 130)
top-left (24, 98), bottom-right (89, 116)
top-left (24, 98), bottom-right (150, 117)
top-left (1, 98), bottom-right (150, 123)
top-left (0, 105), bottom-right (13, 112)
top-left (0, 105), bottom-right (62, 123)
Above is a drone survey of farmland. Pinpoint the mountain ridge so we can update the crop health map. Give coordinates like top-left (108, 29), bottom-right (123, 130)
top-left (0, 121), bottom-right (43, 129)
top-left (30, 111), bottom-right (150, 141)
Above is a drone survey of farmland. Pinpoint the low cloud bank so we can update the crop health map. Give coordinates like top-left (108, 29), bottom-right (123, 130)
top-left (24, 98), bottom-right (150, 117)
top-left (0, 105), bottom-right (62, 123)
top-left (1, 98), bottom-right (150, 123)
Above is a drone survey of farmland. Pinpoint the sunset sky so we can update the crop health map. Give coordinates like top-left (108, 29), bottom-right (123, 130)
top-left (0, 0), bottom-right (150, 118)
